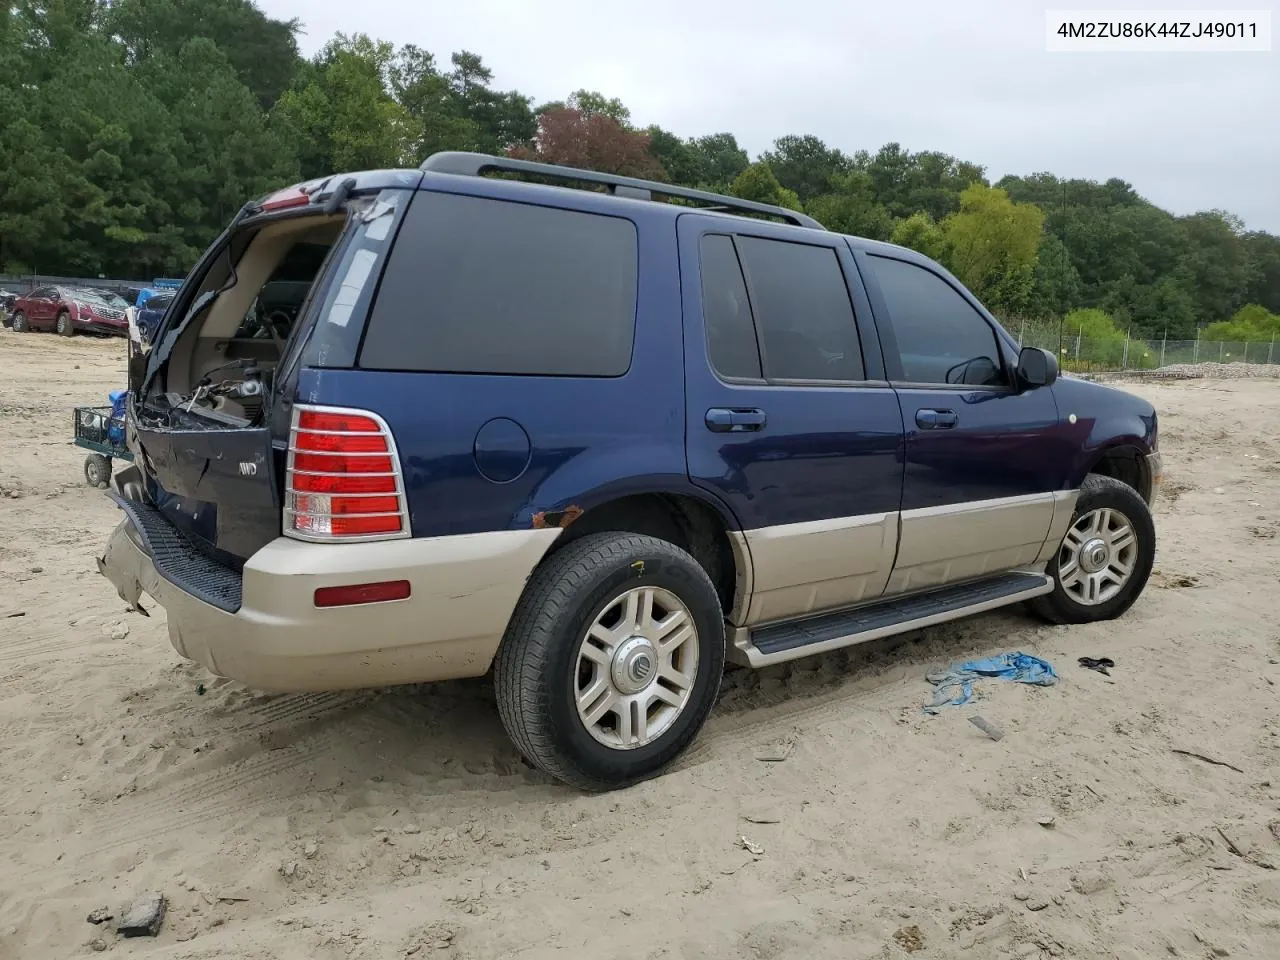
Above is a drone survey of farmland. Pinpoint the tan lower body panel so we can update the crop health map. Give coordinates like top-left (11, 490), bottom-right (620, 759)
top-left (737, 513), bottom-right (897, 626)
top-left (98, 519), bottom-right (559, 693)
top-left (887, 491), bottom-right (1076, 595)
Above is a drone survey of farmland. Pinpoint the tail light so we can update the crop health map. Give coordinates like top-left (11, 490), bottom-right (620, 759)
top-left (284, 404), bottom-right (410, 541)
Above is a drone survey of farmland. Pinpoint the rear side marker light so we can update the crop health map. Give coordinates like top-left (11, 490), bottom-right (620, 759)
top-left (314, 580), bottom-right (411, 608)
top-left (284, 404), bottom-right (410, 543)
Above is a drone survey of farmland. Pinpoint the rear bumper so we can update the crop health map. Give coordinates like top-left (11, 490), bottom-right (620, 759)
top-left (97, 509), bottom-right (558, 693)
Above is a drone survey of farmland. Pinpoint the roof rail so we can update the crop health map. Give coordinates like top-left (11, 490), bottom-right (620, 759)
top-left (419, 151), bottom-right (826, 231)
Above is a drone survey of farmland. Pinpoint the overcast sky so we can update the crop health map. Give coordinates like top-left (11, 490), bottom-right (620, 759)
top-left (260, 0), bottom-right (1280, 233)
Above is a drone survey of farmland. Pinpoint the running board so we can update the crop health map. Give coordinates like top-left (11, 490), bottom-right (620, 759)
top-left (733, 572), bottom-right (1054, 668)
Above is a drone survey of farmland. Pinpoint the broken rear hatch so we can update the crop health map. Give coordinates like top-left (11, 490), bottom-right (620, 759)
top-left (124, 171), bottom-right (421, 570)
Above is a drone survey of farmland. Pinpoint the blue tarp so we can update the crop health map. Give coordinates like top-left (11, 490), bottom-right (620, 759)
top-left (924, 652), bottom-right (1058, 714)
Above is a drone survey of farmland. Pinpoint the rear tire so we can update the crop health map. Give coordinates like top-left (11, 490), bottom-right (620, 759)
top-left (57, 310), bottom-right (75, 337)
top-left (84, 453), bottom-right (111, 488)
top-left (494, 532), bottom-right (725, 791)
top-left (10, 311), bottom-right (28, 333)
top-left (1029, 474), bottom-right (1155, 625)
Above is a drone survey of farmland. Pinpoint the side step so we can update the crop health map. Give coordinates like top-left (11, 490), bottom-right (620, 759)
top-left (736, 572), bottom-right (1054, 668)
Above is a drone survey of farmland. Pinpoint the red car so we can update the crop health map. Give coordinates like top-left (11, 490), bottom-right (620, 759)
top-left (8, 285), bottom-right (130, 337)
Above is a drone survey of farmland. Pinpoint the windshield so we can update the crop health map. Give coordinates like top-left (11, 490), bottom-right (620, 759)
top-left (76, 289), bottom-right (129, 308)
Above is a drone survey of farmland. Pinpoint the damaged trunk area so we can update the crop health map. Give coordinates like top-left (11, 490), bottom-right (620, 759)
top-left (126, 185), bottom-right (413, 565)
top-left (140, 215), bottom-right (345, 430)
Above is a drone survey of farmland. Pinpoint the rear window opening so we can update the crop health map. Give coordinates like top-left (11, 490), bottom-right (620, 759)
top-left (152, 214), bottom-right (345, 427)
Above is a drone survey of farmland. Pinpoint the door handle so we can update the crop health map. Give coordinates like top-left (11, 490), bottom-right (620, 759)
top-left (915, 408), bottom-right (958, 430)
top-left (705, 408), bottom-right (767, 433)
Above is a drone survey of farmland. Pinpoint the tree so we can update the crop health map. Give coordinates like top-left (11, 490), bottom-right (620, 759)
top-left (728, 163), bottom-right (802, 212)
top-left (1027, 233), bottom-right (1081, 320)
top-left (805, 172), bottom-right (892, 240)
top-left (760, 134), bottom-right (852, 204)
top-left (1201, 304), bottom-right (1280, 342)
top-left (1064, 307), bottom-right (1126, 367)
top-left (510, 105), bottom-right (664, 179)
top-left (687, 133), bottom-right (749, 191)
top-left (891, 212), bottom-right (947, 262)
top-left (940, 184), bottom-right (1045, 315)
top-left (1177, 210), bottom-right (1256, 324)
top-left (104, 0), bottom-right (302, 109)
top-left (645, 126), bottom-right (703, 185)
top-left (273, 34), bottom-right (414, 178)
top-left (1242, 232), bottom-right (1280, 314)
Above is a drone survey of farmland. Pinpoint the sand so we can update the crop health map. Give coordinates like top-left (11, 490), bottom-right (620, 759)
top-left (1, 332), bottom-right (1278, 959)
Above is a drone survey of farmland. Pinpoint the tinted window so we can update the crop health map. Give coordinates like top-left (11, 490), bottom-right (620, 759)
top-left (736, 237), bottom-right (864, 382)
top-left (867, 256), bottom-right (1007, 386)
top-left (360, 193), bottom-right (638, 376)
top-left (699, 235), bottom-right (761, 380)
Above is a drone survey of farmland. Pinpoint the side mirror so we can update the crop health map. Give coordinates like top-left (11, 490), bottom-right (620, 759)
top-left (1017, 346), bottom-right (1058, 389)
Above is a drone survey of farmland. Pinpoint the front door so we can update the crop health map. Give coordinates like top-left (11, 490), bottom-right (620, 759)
top-left (679, 214), bottom-right (905, 626)
top-left (855, 250), bottom-right (1071, 595)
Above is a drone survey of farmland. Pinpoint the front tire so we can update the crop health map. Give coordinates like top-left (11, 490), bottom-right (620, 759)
top-left (1029, 474), bottom-right (1155, 625)
top-left (10, 311), bottom-right (28, 333)
top-left (494, 532), bottom-right (725, 791)
top-left (57, 310), bottom-right (75, 336)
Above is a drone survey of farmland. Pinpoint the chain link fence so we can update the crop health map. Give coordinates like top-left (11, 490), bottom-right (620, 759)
top-left (1014, 327), bottom-right (1280, 375)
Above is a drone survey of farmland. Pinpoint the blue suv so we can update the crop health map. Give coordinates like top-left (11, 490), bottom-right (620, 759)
top-left (98, 153), bottom-right (1162, 789)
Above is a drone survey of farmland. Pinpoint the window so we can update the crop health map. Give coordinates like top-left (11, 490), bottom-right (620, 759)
top-left (699, 235), bottom-right (761, 379)
top-left (735, 236), bottom-right (865, 382)
top-left (866, 255), bottom-right (1007, 387)
top-left (233, 242), bottom-right (333, 341)
top-left (360, 193), bottom-right (638, 376)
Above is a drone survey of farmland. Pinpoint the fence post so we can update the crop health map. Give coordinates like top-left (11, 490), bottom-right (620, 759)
top-left (1219, 341), bottom-right (1224, 362)
top-left (1193, 338), bottom-right (1199, 363)
top-left (1245, 341), bottom-right (1249, 364)
top-left (1122, 337), bottom-right (1129, 370)
top-left (1160, 336), bottom-right (1166, 368)
top-left (1018, 322), bottom-right (1025, 346)
top-left (1270, 337), bottom-right (1275, 365)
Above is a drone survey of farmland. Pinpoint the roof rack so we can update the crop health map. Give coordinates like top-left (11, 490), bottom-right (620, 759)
top-left (419, 151), bottom-right (826, 231)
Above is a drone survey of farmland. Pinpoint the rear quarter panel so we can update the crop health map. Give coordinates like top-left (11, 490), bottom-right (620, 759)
top-left (296, 185), bottom-right (709, 538)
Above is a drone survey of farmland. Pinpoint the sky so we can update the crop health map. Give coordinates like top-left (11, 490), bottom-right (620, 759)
top-left (259, 0), bottom-right (1280, 233)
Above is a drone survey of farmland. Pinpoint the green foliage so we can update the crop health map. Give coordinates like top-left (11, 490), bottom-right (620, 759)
top-left (1064, 307), bottom-right (1127, 367)
top-left (1200, 304), bottom-right (1280, 342)
top-left (729, 163), bottom-right (802, 212)
top-left (939, 184), bottom-right (1044, 315)
top-left (0, 0), bottom-right (1276, 331)
top-left (805, 172), bottom-right (893, 240)
top-left (760, 134), bottom-right (852, 204)
top-left (891, 212), bottom-right (947, 262)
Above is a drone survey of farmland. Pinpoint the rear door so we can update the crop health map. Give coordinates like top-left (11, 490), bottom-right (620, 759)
top-left (679, 214), bottom-right (905, 626)
top-left (27, 287), bottom-right (54, 327)
top-left (855, 249), bottom-right (1066, 595)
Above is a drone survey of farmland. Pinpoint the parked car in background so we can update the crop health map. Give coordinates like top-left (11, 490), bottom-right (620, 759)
top-left (9, 286), bottom-right (130, 336)
top-left (133, 290), bottom-right (173, 346)
top-left (0, 291), bottom-right (16, 327)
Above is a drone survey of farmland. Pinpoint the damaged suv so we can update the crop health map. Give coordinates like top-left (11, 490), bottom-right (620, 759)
top-left (99, 154), bottom-right (1162, 790)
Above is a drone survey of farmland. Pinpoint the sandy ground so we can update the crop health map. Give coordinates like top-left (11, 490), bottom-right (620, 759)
top-left (1, 331), bottom-right (1279, 960)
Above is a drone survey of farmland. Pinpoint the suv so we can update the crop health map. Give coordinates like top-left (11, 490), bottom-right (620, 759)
top-left (10, 285), bottom-right (130, 336)
top-left (97, 153), bottom-right (1162, 790)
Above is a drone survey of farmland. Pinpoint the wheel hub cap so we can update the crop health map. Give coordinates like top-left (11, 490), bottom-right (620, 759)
top-left (574, 585), bottom-right (700, 751)
top-left (1057, 506), bottom-right (1140, 607)
top-left (1080, 538), bottom-right (1109, 573)
top-left (611, 636), bottom-right (658, 695)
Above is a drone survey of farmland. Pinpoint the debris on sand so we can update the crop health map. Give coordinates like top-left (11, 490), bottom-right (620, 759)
top-left (968, 715), bottom-right (1004, 741)
top-left (85, 907), bottom-right (113, 925)
top-left (116, 892), bottom-right (166, 937)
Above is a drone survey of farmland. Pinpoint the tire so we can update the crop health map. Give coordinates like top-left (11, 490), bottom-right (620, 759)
top-left (494, 532), bottom-right (726, 791)
top-left (84, 453), bottom-right (112, 488)
top-left (1029, 474), bottom-right (1155, 625)
top-left (10, 311), bottom-right (28, 333)
top-left (57, 310), bottom-right (75, 337)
